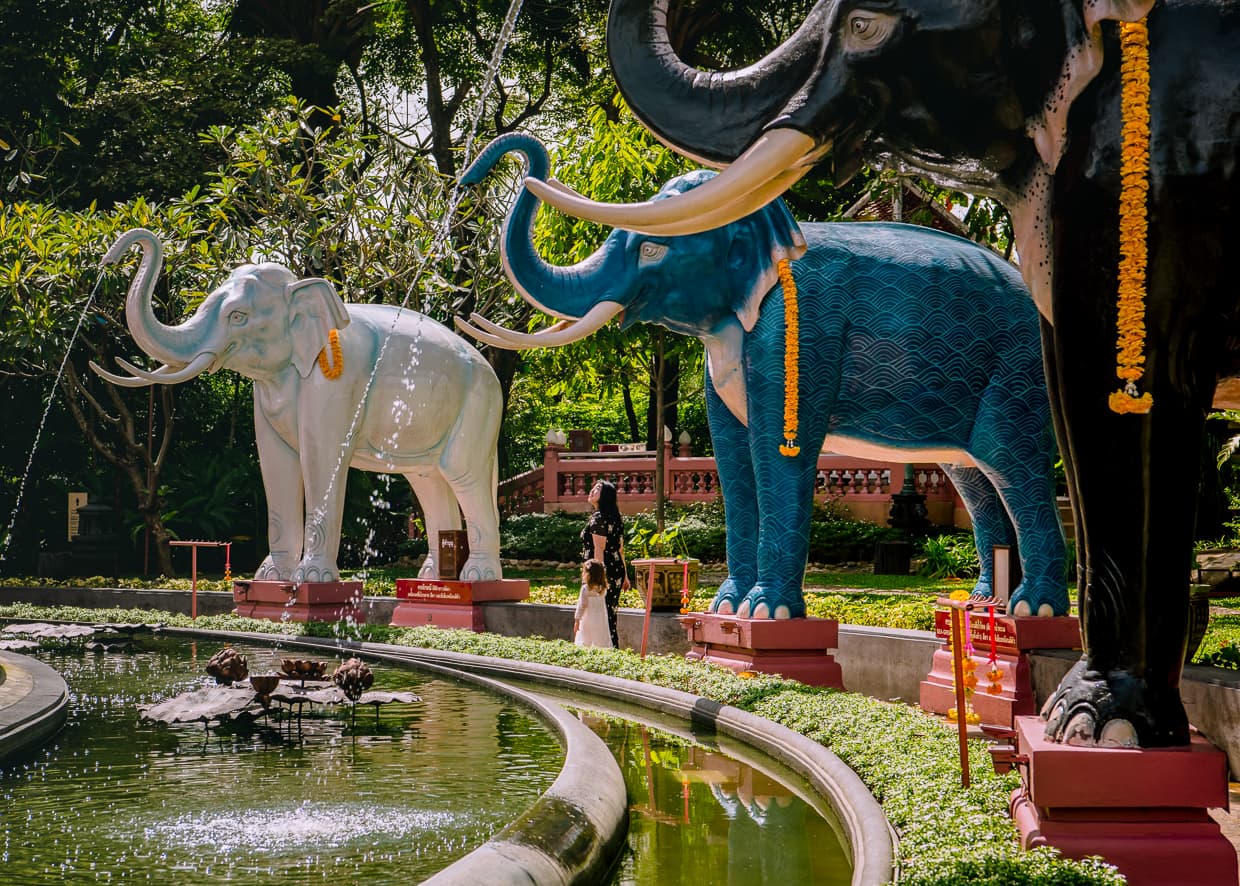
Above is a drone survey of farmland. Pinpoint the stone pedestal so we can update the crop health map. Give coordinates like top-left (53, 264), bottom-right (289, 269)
top-left (920, 611), bottom-right (1080, 728)
top-left (232, 580), bottom-right (365, 623)
top-left (679, 613), bottom-right (844, 688)
top-left (1010, 715), bottom-right (1237, 886)
top-left (390, 578), bottom-right (530, 630)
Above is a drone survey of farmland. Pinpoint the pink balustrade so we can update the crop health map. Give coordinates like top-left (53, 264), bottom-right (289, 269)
top-left (496, 441), bottom-right (968, 530)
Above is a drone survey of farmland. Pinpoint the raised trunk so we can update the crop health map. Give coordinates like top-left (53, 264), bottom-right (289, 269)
top-left (607, 0), bottom-right (825, 165)
top-left (108, 229), bottom-right (213, 368)
top-left (465, 134), bottom-right (628, 319)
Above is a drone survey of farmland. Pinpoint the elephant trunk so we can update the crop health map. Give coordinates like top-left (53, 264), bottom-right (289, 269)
top-left (607, 0), bottom-right (828, 166)
top-left (462, 134), bottom-right (629, 320)
top-left (103, 228), bottom-right (215, 368)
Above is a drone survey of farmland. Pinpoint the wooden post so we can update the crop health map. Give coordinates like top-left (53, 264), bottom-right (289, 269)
top-left (190, 544), bottom-right (199, 620)
top-left (640, 560), bottom-right (656, 658)
top-left (950, 607), bottom-right (971, 787)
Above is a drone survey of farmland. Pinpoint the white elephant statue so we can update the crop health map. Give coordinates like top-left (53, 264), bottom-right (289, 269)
top-left (92, 228), bottom-right (503, 584)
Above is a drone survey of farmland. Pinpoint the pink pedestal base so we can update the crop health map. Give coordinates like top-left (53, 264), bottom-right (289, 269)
top-left (679, 613), bottom-right (843, 688)
top-left (1010, 714), bottom-right (1237, 886)
top-left (389, 578), bottom-right (530, 631)
top-left (920, 612), bottom-right (1080, 728)
top-left (232, 580), bottom-right (365, 623)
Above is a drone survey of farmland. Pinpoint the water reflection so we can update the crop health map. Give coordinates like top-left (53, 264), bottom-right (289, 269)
top-left (576, 712), bottom-right (851, 886)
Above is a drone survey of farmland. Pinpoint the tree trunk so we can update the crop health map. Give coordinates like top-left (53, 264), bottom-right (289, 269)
top-left (621, 372), bottom-right (640, 441)
top-left (60, 363), bottom-right (178, 576)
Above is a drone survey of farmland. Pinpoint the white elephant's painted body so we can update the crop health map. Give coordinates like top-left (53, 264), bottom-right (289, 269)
top-left (249, 302), bottom-right (503, 583)
top-left (93, 229), bottom-right (503, 585)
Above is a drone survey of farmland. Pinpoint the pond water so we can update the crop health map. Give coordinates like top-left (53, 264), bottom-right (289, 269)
top-left (0, 638), bottom-right (561, 883)
top-left (577, 709), bottom-right (853, 885)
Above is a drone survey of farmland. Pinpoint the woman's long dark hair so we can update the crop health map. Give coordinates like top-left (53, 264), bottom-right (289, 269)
top-left (595, 479), bottom-right (622, 523)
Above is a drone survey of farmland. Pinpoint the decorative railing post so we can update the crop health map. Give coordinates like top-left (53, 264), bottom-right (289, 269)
top-left (543, 438), bottom-right (565, 509)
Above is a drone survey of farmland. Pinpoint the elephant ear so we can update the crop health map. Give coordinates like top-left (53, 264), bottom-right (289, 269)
top-left (1083, 1), bottom-right (1155, 31)
top-left (726, 199), bottom-right (808, 332)
top-left (286, 277), bottom-right (351, 379)
top-left (1030, 0), bottom-right (1156, 170)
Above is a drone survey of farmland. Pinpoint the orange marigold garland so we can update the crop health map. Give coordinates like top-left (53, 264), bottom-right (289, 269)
top-left (317, 328), bottom-right (344, 380)
top-left (778, 259), bottom-right (800, 457)
top-left (1108, 17), bottom-right (1153, 415)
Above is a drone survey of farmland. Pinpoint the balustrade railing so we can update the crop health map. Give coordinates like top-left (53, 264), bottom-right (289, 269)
top-left (497, 443), bottom-right (962, 527)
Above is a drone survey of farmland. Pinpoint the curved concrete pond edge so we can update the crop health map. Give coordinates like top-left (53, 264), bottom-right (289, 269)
top-left (185, 628), bottom-right (895, 886)
top-left (161, 628), bottom-right (627, 886)
top-left (0, 651), bottom-right (70, 763)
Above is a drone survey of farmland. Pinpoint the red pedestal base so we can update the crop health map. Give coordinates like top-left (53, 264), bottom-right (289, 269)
top-left (920, 612), bottom-right (1080, 728)
top-left (1010, 715), bottom-right (1236, 886)
top-left (389, 578), bottom-right (530, 631)
top-left (232, 580), bottom-right (365, 623)
top-left (679, 613), bottom-right (843, 688)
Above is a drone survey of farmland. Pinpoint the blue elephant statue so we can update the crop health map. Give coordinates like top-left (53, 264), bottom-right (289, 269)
top-left (458, 134), bottom-right (1065, 620)
top-left (91, 228), bottom-right (504, 585)
top-left (547, 0), bottom-right (1240, 747)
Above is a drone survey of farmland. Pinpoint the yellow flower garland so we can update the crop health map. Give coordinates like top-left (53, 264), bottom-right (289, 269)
top-left (317, 328), bottom-right (344, 380)
top-left (1109, 18), bottom-right (1153, 415)
top-left (778, 259), bottom-right (801, 457)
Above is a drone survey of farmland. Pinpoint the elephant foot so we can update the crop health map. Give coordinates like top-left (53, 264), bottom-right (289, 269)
top-left (458, 554), bottom-right (501, 582)
top-left (292, 558), bottom-right (338, 584)
top-left (708, 578), bottom-right (747, 615)
top-left (1041, 659), bottom-right (1189, 748)
top-left (418, 557), bottom-right (438, 579)
top-left (970, 579), bottom-right (994, 600)
top-left (736, 584), bottom-right (805, 620)
top-left (1009, 581), bottom-right (1069, 617)
top-left (255, 556), bottom-right (292, 581)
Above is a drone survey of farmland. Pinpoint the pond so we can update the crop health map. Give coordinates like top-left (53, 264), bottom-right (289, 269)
top-left (2, 636), bottom-right (856, 884)
top-left (0, 638), bottom-right (561, 883)
top-left (577, 707), bottom-right (853, 885)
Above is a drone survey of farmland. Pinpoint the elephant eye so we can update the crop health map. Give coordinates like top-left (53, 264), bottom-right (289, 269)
top-left (638, 242), bottom-right (668, 265)
top-left (228, 310), bottom-right (248, 327)
top-left (842, 10), bottom-right (897, 52)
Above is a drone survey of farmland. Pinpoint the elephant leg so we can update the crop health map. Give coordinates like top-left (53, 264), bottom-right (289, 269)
top-left (939, 465), bottom-right (1015, 602)
top-left (735, 371), bottom-right (824, 620)
top-left (294, 439), bottom-right (353, 584)
top-left (1037, 181), bottom-right (1215, 747)
top-left (967, 384), bottom-right (1068, 617)
top-left (437, 391), bottom-right (503, 582)
top-left (705, 371), bottom-right (757, 614)
top-left (254, 404), bottom-right (303, 581)
top-left (1041, 317), bottom-right (1085, 603)
top-left (406, 471), bottom-right (461, 580)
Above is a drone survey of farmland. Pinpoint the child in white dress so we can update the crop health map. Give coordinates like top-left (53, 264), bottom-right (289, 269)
top-left (574, 560), bottom-right (613, 648)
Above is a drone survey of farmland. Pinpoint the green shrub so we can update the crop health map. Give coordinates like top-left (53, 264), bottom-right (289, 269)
top-left (501, 511), bottom-right (589, 561)
top-left (807, 500), bottom-right (905, 563)
top-left (627, 504), bottom-right (728, 562)
top-left (919, 532), bottom-right (981, 580)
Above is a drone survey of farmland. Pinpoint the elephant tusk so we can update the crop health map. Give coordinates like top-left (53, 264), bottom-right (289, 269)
top-left (456, 302), bottom-right (624, 350)
top-left (453, 317), bottom-right (524, 350)
top-left (523, 129), bottom-right (821, 235)
top-left (533, 169), bottom-right (810, 237)
top-left (94, 352), bottom-right (217, 386)
top-left (88, 360), bottom-right (158, 387)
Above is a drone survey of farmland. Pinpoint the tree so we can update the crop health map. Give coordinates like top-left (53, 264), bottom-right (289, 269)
top-left (0, 197), bottom-right (227, 575)
top-left (0, 0), bottom-right (284, 208)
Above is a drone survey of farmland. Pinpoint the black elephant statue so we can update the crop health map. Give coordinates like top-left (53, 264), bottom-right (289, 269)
top-left (526, 0), bottom-right (1240, 748)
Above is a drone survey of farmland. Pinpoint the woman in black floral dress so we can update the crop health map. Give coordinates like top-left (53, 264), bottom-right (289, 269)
top-left (580, 479), bottom-right (630, 647)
